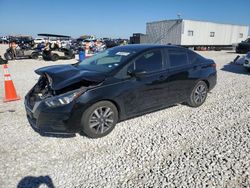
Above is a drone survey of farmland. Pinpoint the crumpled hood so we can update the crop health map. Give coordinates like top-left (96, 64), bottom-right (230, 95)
top-left (35, 64), bottom-right (106, 90)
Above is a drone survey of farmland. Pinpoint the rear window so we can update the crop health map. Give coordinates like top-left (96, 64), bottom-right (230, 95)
top-left (168, 49), bottom-right (188, 67)
top-left (187, 50), bottom-right (204, 64)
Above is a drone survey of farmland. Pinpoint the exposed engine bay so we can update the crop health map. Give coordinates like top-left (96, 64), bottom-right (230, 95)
top-left (26, 64), bottom-right (106, 109)
top-left (27, 74), bottom-right (98, 109)
top-left (28, 75), bottom-right (54, 109)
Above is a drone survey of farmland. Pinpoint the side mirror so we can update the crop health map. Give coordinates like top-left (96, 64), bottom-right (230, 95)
top-left (128, 69), bottom-right (147, 78)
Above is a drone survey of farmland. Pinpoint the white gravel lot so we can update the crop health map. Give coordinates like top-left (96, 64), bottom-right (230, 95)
top-left (0, 44), bottom-right (249, 188)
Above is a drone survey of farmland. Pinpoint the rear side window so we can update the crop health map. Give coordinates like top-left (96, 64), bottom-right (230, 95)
top-left (187, 50), bottom-right (203, 64)
top-left (134, 50), bottom-right (163, 73)
top-left (168, 49), bottom-right (188, 67)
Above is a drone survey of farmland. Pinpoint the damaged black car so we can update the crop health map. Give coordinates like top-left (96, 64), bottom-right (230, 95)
top-left (25, 45), bottom-right (217, 138)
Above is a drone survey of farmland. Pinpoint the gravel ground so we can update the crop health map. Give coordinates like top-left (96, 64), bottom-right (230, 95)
top-left (0, 44), bottom-right (249, 188)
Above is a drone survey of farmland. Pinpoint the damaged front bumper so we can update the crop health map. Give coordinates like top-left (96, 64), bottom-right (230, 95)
top-left (24, 87), bottom-right (84, 135)
top-left (25, 102), bottom-right (72, 134)
top-left (24, 64), bottom-right (104, 135)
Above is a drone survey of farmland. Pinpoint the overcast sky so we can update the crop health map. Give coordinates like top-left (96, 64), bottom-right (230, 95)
top-left (0, 0), bottom-right (249, 38)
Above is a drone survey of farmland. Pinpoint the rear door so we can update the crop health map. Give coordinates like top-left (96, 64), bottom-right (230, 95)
top-left (164, 48), bottom-right (193, 103)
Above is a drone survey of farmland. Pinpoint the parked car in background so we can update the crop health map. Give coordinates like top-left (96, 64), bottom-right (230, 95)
top-left (25, 45), bottom-right (217, 138)
top-left (60, 40), bottom-right (71, 48)
top-left (42, 43), bottom-right (75, 61)
top-left (104, 39), bottom-right (119, 48)
top-left (0, 55), bottom-right (8, 64)
top-left (9, 36), bottom-right (34, 46)
top-left (236, 38), bottom-right (250, 54)
top-left (4, 46), bottom-right (41, 60)
top-left (243, 52), bottom-right (250, 71)
top-left (34, 38), bottom-right (45, 44)
top-left (0, 36), bottom-right (9, 44)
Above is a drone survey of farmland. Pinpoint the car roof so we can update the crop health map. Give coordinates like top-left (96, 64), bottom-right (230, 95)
top-left (113, 44), bottom-right (186, 52)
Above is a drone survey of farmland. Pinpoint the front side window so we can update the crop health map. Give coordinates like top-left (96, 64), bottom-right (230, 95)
top-left (168, 49), bottom-right (188, 67)
top-left (134, 50), bottom-right (163, 73)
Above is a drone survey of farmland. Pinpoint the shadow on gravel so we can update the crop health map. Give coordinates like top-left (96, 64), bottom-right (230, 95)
top-left (17, 175), bottom-right (55, 188)
top-left (38, 132), bottom-right (76, 138)
top-left (221, 62), bottom-right (249, 75)
top-left (28, 121), bottom-right (76, 138)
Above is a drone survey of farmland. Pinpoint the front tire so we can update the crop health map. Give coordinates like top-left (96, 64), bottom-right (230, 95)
top-left (187, 81), bottom-right (208, 107)
top-left (81, 101), bottom-right (118, 138)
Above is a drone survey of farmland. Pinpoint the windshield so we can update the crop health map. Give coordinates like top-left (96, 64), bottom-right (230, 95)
top-left (77, 47), bottom-right (138, 73)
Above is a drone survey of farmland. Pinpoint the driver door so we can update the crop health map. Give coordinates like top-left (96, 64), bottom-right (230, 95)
top-left (122, 49), bottom-right (168, 116)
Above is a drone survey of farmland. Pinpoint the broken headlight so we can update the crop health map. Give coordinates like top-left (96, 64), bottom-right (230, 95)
top-left (45, 88), bottom-right (85, 108)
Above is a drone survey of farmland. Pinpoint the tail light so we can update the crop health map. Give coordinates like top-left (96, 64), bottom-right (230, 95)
top-left (211, 63), bottom-right (216, 69)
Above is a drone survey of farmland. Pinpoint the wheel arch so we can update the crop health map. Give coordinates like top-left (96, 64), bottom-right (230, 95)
top-left (96, 99), bottom-right (122, 121)
top-left (81, 97), bottom-right (122, 121)
top-left (202, 79), bottom-right (210, 89)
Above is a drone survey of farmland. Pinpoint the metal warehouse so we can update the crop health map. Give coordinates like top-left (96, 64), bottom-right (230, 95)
top-left (141, 19), bottom-right (249, 47)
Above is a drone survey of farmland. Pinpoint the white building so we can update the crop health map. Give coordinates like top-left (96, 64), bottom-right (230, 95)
top-left (141, 19), bottom-right (249, 47)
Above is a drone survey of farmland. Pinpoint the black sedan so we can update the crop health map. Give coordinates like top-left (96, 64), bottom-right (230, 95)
top-left (25, 45), bottom-right (217, 138)
top-left (236, 38), bottom-right (250, 54)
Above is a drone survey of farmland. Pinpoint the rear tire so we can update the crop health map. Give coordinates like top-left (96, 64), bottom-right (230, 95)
top-left (31, 53), bottom-right (39, 59)
top-left (4, 53), bottom-right (12, 60)
top-left (51, 54), bottom-right (59, 61)
top-left (187, 81), bottom-right (208, 107)
top-left (81, 101), bottom-right (118, 138)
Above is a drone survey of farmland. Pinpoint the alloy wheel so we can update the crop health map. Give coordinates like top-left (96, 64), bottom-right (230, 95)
top-left (194, 84), bottom-right (207, 104)
top-left (89, 106), bottom-right (114, 134)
